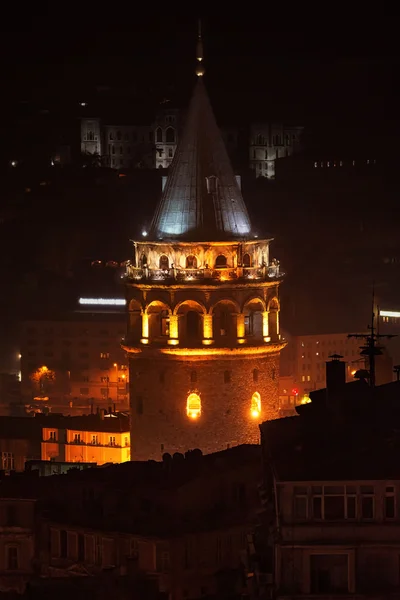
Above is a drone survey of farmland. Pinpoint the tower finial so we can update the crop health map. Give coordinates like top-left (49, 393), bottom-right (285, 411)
top-left (196, 19), bottom-right (205, 77)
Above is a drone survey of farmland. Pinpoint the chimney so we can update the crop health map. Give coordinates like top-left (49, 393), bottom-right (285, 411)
top-left (326, 354), bottom-right (346, 395)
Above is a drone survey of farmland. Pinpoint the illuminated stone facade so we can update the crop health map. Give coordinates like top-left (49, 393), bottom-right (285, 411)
top-left (124, 39), bottom-right (286, 460)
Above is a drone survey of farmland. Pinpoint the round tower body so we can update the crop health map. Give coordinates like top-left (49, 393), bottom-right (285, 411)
top-left (124, 240), bottom-right (285, 461)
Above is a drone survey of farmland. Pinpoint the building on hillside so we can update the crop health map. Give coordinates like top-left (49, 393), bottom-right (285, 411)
top-left (248, 356), bottom-right (400, 598)
top-left (20, 301), bottom-right (129, 413)
top-left (123, 34), bottom-right (285, 460)
top-left (249, 123), bottom-right (303, 179)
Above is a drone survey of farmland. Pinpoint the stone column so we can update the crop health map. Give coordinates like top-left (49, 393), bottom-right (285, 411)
top-left (140, 313), bottom-right (149, 344)
top-left (262, 311), bottom-right (270, 342)
top-left (236, 313), bottom-right (246, 344)
top-left (202, 314), bottom-right (214, 345)
top-left (168, 315), bottom-right (179, 346)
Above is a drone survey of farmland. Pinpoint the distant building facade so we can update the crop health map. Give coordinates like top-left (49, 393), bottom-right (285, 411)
top-left (81, 116), bottom-right (302, 176)
top-left (249, 123), bottom-right (303, 179)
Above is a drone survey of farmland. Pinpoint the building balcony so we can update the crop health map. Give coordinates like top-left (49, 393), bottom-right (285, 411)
top-left (124, 264), bottom-right (283, 284)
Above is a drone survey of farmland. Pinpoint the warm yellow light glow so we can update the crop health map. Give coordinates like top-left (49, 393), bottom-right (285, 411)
top-left (141, 312), bottom-right (149, 340)
top-left (202, 339), bottom-right (214, 346)
top-left (300, 394), bottom-right (311, 404)
top-left (202, 314), bottom-right (213, 342)
top-left (351, 369), bottom-right (356, 376)
top-left (113, 363), bottom-right (117, 367)
top-left (121, 374), bottom-right (126, 379)
top-left (187, 392), bottom-right (201, 419)
top-left (168, 314), bottom-right (179, 345)
top-left (236, 313), bottom-right (245, 339)
top-left (140, 338), bottom-right (149, 345)
top-left (262, 311), bottom-right (269, 338)
top-left (250, 392), bottom-right (261, 418)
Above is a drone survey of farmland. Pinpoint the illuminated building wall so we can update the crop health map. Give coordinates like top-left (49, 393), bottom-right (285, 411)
top-left (249, 123), bottom-right (303, 179)
top-left (41, 424), bottom-right (130, 464)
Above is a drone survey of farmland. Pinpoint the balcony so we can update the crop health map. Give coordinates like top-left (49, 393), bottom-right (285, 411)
top-left (124, 263), bottom-right (283, 284)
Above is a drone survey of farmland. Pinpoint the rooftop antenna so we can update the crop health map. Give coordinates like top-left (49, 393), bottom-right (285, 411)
top-left (348, 283), bottom-right (396, 387)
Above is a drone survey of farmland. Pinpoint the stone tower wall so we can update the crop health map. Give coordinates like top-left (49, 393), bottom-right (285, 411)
top-left (129, 350), bottom-right (280, 461)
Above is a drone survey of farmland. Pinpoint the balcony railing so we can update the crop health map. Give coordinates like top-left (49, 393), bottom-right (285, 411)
top-left (124, 264), bottom-right (282, 283)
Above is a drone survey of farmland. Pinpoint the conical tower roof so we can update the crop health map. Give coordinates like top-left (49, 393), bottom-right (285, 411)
top-left (150, 77), bottom-right (252, 241)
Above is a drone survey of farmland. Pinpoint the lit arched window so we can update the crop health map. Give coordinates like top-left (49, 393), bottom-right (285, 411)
top-left (166, 127), bottom-right (175, 143)
top-left (186, 255), bottom-right (197, 269)
top-left (251, 392), bottom-right (261, 418)
top-left (159, 255), bottom-right (169, 270)
top-left (156, 127), bottom-right (163, 143)
top-left (215, 255), bottom-right (227, 268)
top-left (253, 369), bottom-right (259, 383)
top-left (187, 393), bottom-right (201, 419)
top-left (243, 253), bottom-right (251, 267)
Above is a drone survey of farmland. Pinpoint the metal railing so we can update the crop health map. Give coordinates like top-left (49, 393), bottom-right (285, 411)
top-left (124, 264), bottom-right (282, 282)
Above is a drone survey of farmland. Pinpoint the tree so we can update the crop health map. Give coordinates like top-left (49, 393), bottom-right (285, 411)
top-left (30, 366), bottom-right (55, 397)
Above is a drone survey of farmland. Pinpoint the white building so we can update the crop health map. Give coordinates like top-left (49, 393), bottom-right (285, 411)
top-left (249, 123), bottom-right (303, 179)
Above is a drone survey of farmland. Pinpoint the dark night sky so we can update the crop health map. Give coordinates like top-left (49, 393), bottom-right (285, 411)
top-left (0, 7), bottom-right (398, 132)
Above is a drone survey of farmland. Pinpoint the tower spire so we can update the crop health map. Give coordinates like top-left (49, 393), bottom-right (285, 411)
top-left (196, 19), bottom-right (205, 77)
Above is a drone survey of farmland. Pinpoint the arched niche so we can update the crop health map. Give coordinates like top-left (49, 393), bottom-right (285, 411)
top-left (186, 255), bottom-right (198, 269)
top-left (187, 392), bottom-right (201, 419)
top-left (166, 127), bottom-right (175, 143)
top-left (243, 253), bottom-right (251, 267)
top-left (145, 301), bottom-right (172, 341)
top-left (175, 300), bottom-right (206, 346)
top-left (215, 255), bottom-right (227, 269)
top-left (156, 128), bottom-right (163, 143)
top-left (243, 297), bottom-right (266, 341)
top-left (159, 255), bottom-right (169, 270)
top-left (210, 299), bottom-right (239, 345)
top-left (251, 392), bottom-right (261, 418)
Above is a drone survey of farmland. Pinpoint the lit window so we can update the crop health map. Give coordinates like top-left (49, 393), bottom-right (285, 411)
top-left (251, 392), bottom-right (261, 418)
top-left (307, 375), bottom-right (311, 381)
top-left (301, 375), bottom-right (305, 382)
top-left (187, 393), bottom-right (201, 419)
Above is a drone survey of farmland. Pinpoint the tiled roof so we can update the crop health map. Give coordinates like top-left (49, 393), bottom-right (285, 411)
top-left (150, 79), bottom-right (251, 240)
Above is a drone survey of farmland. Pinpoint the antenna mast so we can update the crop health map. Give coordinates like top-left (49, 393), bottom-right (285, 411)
top-left (348, 284), bottom-right (396, 387)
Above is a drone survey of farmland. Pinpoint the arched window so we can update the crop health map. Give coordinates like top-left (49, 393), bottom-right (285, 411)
top-left (256, 134), bottom-right (264, 145)
top-left (166, 127), bottom-right (175, 143)
top-left (87, 131), bottom-right (94, 141)
top-left (187, 392), bottom-right (201, 419)
top-left (159, 255), bottom-right (169, 270)
top-left (190, 371), bottom-right (197, 383)
top-left (251, 392), bottom-right (261, 418)
top-left (224, 370), bottom-right (231, 384)
top-left (141, 255), bottom-right (147, 268)
top-left (215, 255), bottom-right (227, 268)
top-left (186, 255), bottom-right (197, 269)
top-left (243, 253), bottom-right (251, 267)
top-left (156, 127), bottom-right (163, 143)
top-left (253, 369), bottom-right (259, 383)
